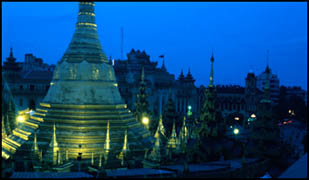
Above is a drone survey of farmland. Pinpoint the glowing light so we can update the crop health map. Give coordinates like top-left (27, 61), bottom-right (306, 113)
top-left (230, 126), bottom-right (233, 128)
top-left (251, 114), bottom-right (256, 118)
top-left (188, 105), bottom-right (192, 110)
top-left (233, 128), bottom-right (239, 135)
top-left (288, 109), bottom-right (292, 114)
top-left (234, 117), bottom-right (240, 121)
top-left (142, 116), bottom-right (149, 125)
top-left (17, 116), bottom-right (25, 123)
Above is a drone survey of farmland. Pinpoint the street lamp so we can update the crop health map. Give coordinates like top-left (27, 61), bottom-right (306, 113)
top-left (233, 128), bottom-right (239, 135)
top-left (142, 116), bottom-right (150, 129)
top-left (17, 115), bottom-right (25, 123)
top-left (187, 105), bottom-right (192, 117)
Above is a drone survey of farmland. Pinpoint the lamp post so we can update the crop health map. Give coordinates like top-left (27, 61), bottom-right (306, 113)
top-left (142, 116), bottom-right (150, 129)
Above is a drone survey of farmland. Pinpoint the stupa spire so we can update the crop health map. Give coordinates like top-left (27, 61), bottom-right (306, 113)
top-left (209, 52), bottom-right (214, 87)
top-left (47, 123), bottom-right (60, 165)
top-left (61, 2), bottom-right (108, 63)
top-left (32, 132), bottom-right (39, 155)
top-left (167, 120), bottom-right (178, 148)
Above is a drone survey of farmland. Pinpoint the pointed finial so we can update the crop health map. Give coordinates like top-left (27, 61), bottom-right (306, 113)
top-left (33, 132), bottom-right (39, 154)
top-left (91, 152), bottom-right (94, 166)
top-left (210, 51), bottom-right (214, 62)
top-left (10, 47), bottom-right (13, 57)
top-left (188, 67), bottom-right (191, 74)
top-left (209, 52), bottom-right (214, 87)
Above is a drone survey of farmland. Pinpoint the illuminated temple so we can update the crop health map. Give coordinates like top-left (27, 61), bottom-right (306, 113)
top-left (2, 2), bottom-right (153, 169)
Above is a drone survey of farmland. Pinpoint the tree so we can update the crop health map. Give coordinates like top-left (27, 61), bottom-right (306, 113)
top-left (250, 100), bottom-right (280, 160)
top-left (198, 86), bottom-right (225, 161)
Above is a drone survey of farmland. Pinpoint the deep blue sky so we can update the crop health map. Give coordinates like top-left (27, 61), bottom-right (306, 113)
top-left (2, 2), bottom-right (307, 90)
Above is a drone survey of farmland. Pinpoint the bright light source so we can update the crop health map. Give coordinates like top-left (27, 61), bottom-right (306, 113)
top-left (188, 105), bottom-right (192, 110)
top-left (142, 116), bottom-right (149, 125)
top-left (234, 117), bottom-right (239, 121)
top-left (251, 114), bottom-right (256, 118)
top-left (288, 109), bottom-right (292, 114)
top-left (233, 128), bottom-right (239, 135)
top-left (230, 125), bottom-right (233, 128)
top-left (17, 116), bottom-right (25, 123)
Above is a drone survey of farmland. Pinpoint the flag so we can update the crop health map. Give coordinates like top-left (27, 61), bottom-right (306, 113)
top-left (159, 55), bottom-right (164, 58)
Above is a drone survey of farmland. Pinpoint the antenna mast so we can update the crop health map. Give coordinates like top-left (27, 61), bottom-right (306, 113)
top-left (121, 27), bottom-right (124, 60)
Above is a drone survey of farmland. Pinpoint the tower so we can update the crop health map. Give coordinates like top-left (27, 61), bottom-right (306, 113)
top-left (29, 2), bottom-right (153, 168)
top-left (45, 123), bottom-right (60, 165)
top-left (209, 52), bottom-right (214, 87)
top-left (199, 53), bottom-right (218, 139)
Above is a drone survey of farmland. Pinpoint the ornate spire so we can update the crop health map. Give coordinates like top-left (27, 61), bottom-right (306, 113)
top-left (209, 52), bottom-right (214, 87)
top-left (7, 47), bottom-right (16, 62)
top-left (150, 120), bottom-right (165, 161)
top-left (167, 120), bottom-right (178, 148)
top-left (178, 69), bottom-right (185, 81)
top-left (2, 116), bottom-right (7, 138)
top-left (104, 121), bottom-right (110, 164)
top-left (32, 132), bottom-right (39, 156)
top-left (98, 152), bottom-right (102, 168)
top-left (161, 59), bottom-right (166, 71)
top-left (155, 116), bottom-right (166, 137)
top-left (66, 150), bottom-right (69, 161)
top-left (265, 49), bottom-right (271, 74)
top-left (118, 129), bottom-right (129, 166)
top-left (178, 116), bottom-right (188, 152)
top-left (91, 152), bottom-right (94, 166)
top-left (61, 2), bottom-right (108, 63)
top-left (104, 121), bottom-right (110, 151)
top-left (48, 123), bottom-right (60, 165)
top-left (186, 67), bottom-right (194, 81)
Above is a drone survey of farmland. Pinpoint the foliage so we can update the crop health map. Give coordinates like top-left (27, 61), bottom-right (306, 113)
top-left (250, 100), bottom-right (280, 160)
top-left (198, 86), bottom-right (225, 161)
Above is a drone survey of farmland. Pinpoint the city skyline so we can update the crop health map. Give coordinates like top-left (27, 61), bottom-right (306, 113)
top-left (2, 2), bottom-right (307, 90)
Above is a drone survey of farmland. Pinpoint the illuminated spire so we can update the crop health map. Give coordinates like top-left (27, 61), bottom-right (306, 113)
top-left (2, 116), bottom-right (7, 138)
top-left (57, 151), bottom-right (62, 165)
top-left (104, 121), bottom-right (110, 164)
top-left (61, 2), bottom-right (108, 63)
top-left (155, 116), bottom-right (166, 137)
top-left (104, 121), bottom-right (110, 151)
top-left (32, 132), bottom-right (39, 155)
top-left (48, 123), bottom-right (60, 165)
top-left (167, 120), bottom-right (178, 148)
top-left (178, 116), bottom-right (188, 151)
top-left (91, 152), bottom-right (94, 166)
top-left (209, 52), bottom-right (214, 87)
top-left (98, 152), bottom-right (102, 168)
top-left (66, 150), bottom-right (69, 161)
top-left (118, 129), bottom-right (129, 166)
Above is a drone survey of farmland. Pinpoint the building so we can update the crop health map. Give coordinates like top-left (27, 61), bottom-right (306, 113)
top-left (256, 65), bottom-right (280, 104)
top-left (114, 49), bottom-right (198, 122)
top-left (2, 48), bottom-right (54, 112)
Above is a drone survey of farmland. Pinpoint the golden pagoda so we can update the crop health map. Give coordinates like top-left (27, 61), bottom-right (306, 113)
top-left (27, 2), bottom-right (153, 168)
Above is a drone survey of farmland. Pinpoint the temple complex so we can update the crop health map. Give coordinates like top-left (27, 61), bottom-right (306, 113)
top-left (2, 2), bottom-right (153, 170)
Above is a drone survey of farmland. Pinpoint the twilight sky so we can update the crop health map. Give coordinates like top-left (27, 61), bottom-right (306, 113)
top-left (2, 2), bottom-right (307, 90)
